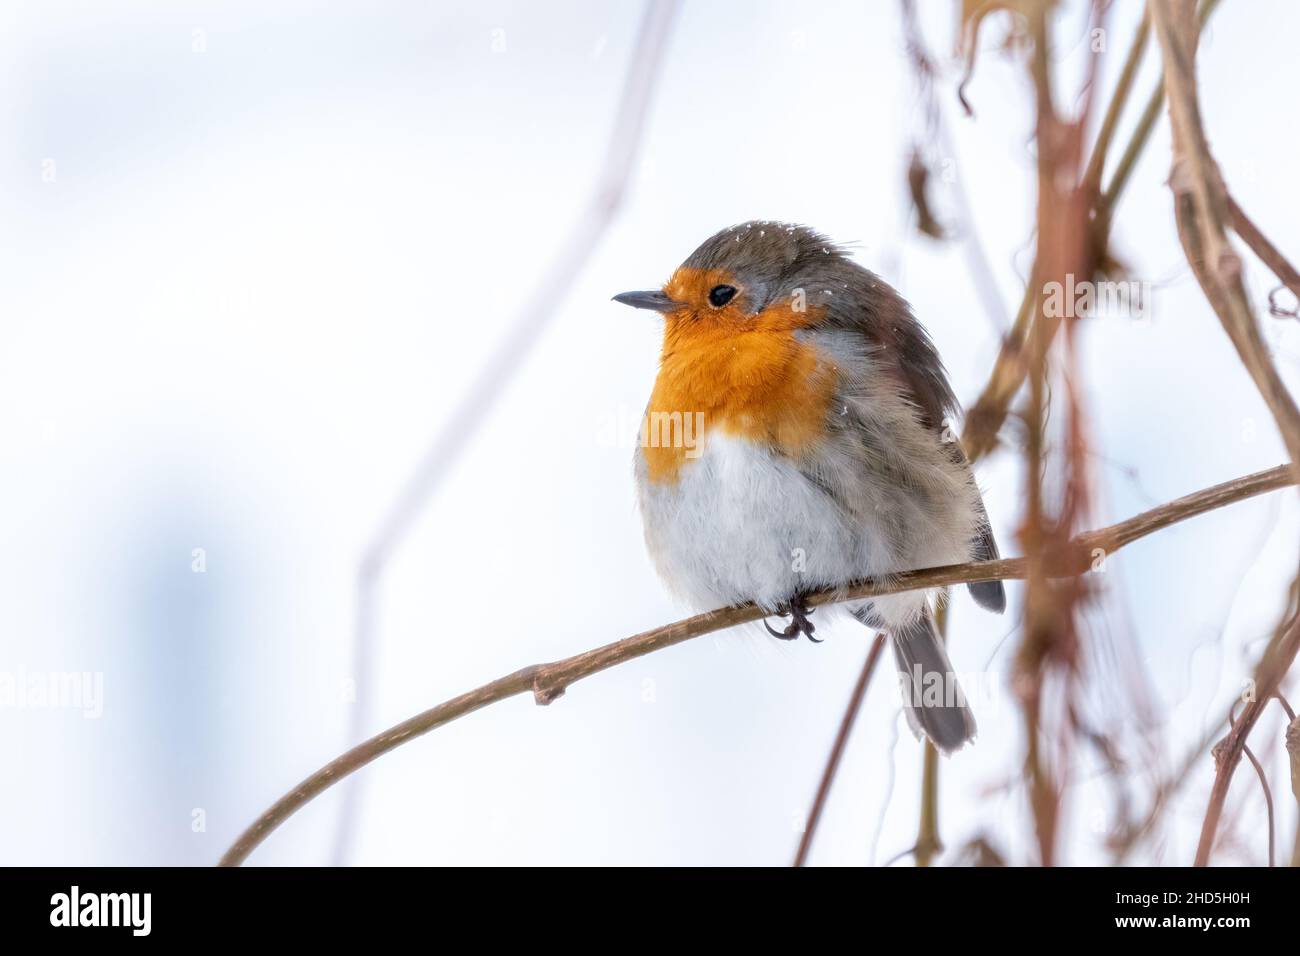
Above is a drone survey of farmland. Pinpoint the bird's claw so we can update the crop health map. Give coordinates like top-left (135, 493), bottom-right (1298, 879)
top-left (763, 597), bottom-right (819, 643)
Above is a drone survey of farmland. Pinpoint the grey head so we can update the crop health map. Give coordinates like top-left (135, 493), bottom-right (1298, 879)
top-left (613, 220), bottom-right (858, 317)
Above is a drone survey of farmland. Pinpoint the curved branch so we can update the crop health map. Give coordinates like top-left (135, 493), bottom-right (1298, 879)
top-left (1195, 581), bottom-right (1300, 865)
top-left (220, 464), bottom-right (1296, 866)
top-left (1241, 743), bottom-right (1274, 867)
top-left (1151, 0), bottom-right (1300, 476)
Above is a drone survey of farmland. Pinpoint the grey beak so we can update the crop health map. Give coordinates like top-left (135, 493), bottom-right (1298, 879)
top-left (612, 290), bottom-right (678, 312)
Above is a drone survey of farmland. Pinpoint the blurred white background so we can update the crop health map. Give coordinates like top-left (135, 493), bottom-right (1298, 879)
top-left (1, 0), bottom-right (1297, 866)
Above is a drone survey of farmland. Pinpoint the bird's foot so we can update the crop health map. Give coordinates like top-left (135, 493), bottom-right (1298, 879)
top-left (764, 595), bottom-right (819, 643)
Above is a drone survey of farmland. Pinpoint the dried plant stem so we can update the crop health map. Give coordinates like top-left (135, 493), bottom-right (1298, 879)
top-left (962, 2), bottom-right (1221, 464)
top-left (961, 285), bottom-right (1037, 463)
top-left (1099, 76), bottom-right (1162, 217)
top-left (1241, 743), bottom-right (1274, 867)
top-left (913, 7), bottom-right (1182, 865)
top-left (792, 634), bottom-right (888, 867)
top-left (1101, 0), bottom-right (1222, 217)
top-left (1018, 0), bottom-right (1081, 868)
top-left (1151, 0), bottom-right (1300, 476)
top-left (1083, 10), bottom-right (1149, 194)
top-left (1150, 0), bottom-right (1300, 864)
top-left (219, 463), bottom-right (1295, 866)
top-left (1195, 591), bottom-right (1300, 866)
top-left (1227, 195), bottom-right (1300, 304)
top-left (1287, 714), bottom-right (1300, 866)
top-left (965, 0), bottom-right (1224, 465)
top-left (912, 599), bottom-right (948, 868)
top-left (914, 740), bottom-right (942, 866)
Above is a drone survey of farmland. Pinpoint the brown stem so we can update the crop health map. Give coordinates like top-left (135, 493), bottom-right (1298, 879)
top-left (1083, 11), bottom-right (1149, 194)
top-left (925, 4), bottom-right (1157, 867)
top-left (217, 463), bottom-right (1296, 866)
top-left (1241, 743), bottom-right (1274, 867)
top-left (792, 634), bottom-right (888, 867)
top-left (1101, 0), bottom-right (1222, 215)
top-left (1195, 583), bottom-right (1300, 866)
top-left (963, 0), bottom-right (1223, 465)
top-left (913, 597), bottom-right (950, 868)
top-left (1226, 194), bottom-right (1300, 308)
top-left (1286, 715), bottom-right (1300, 866)
top-left (1151, 0), bottom-right (1300, 476)
top-left (914, 742), bottom-right (942, 866)
top-left (1153, 0), bottom-right (1300, 860)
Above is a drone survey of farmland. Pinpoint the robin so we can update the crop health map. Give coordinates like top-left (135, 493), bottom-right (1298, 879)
top-left (614, 221), bottom-right (1005, 753)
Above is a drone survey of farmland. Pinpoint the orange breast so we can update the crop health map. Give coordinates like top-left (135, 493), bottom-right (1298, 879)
top-left (641, 292), bottom-right (838, 484)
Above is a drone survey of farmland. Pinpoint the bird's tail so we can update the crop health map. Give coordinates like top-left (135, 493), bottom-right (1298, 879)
top-left (889, 610), bottom-right (977, 753)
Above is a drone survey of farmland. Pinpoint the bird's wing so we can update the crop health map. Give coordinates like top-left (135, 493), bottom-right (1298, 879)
top-left (820, 283), bottom-right (1007, 614)
top-left (949, 443), bottom-right (1006, 613)
top-left (887, 316), bottom-right (1006, 614)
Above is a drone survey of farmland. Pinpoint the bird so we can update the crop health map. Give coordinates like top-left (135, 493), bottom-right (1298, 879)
top-left (613, 221), bottom-right (1005, 753)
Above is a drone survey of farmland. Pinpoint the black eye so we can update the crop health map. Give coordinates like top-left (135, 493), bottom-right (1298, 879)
top-left (708, 284), bottom-right (737, 307)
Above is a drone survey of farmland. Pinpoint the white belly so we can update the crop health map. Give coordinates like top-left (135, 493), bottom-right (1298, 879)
top-left (635, 433), bottom-right (880, 612)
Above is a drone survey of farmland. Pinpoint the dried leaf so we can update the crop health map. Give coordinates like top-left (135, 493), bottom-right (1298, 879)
top-left (907, 149), bottom-right (949, 241)
top-left (956, 0), bottom-right (1054, 113)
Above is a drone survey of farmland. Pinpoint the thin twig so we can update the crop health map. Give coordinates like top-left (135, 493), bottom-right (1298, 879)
top-left (1195, 580), bottom-right (1300, 865)
top-left (1278, 692), bottom-right (1297, 722)
top-left (1226, 194), bottom-right (1300, 309)
top-left (792, 634), bottom-right (888, 867)
top-left (330, 0), bottom-right (680, 865)
top-left (1083, 10), bottom-right (1149, 194)
top-left (1241, 743), bottom-right (1274, 867)
top-left (1102, 0), bottom-right (1222, 213)
top-left (913, 596), bottom-right (949, 868)
top-left (1286, 714), bottom-right (1300, 866)
top-left (914, 737), bottom-right (942, 866)
top-left (219, 463), bottom-right (1296, 866)
top-left (1226, 697), bottom-right (1280, 867)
